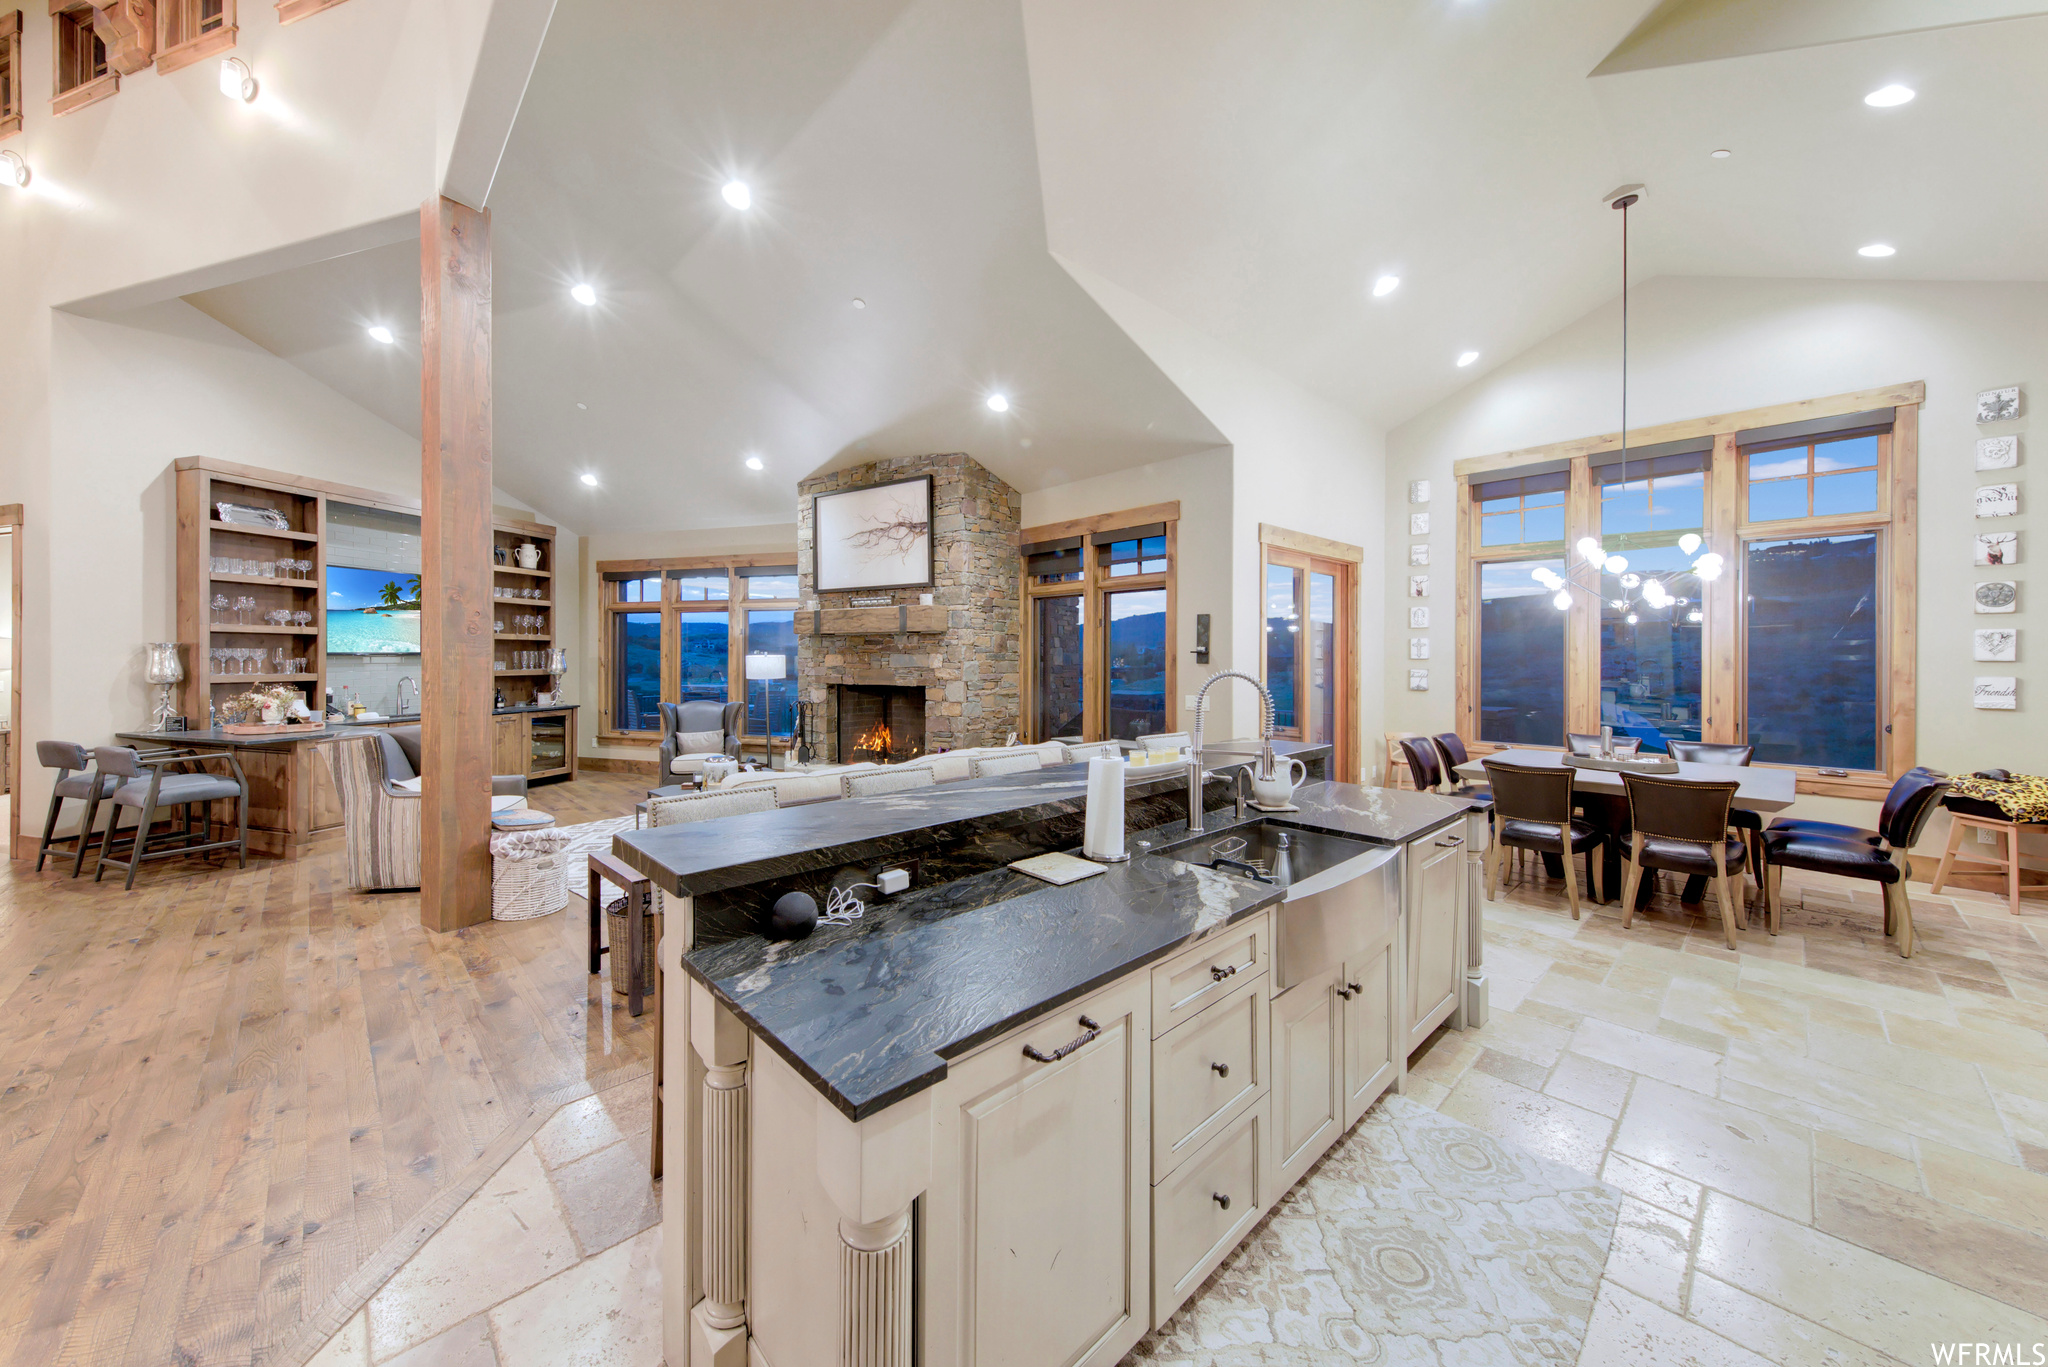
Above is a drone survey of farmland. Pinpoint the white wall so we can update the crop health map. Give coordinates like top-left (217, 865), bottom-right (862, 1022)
top-left (1385, 275), bottom-right (2047, 852)
top-left (577, 523), bottom-right (800, 764)
top-left (1056, 256), bottom-right (1388, 763)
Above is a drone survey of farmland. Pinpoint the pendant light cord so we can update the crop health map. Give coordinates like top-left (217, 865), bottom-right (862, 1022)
top-left (1615, 193), bottom-right (1635, 486)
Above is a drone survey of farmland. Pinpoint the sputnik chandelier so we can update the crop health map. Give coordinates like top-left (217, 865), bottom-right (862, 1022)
top-left (1538, 187), bottom-right (1722, 625)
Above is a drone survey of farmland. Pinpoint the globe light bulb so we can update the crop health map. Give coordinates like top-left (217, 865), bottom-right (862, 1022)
top-left (1626, 613), bottom-right (1639, 625)
top-left (1552, 590), bottom-right (1572, 611)
top-left (1620, 572), bottom-right (1641, 588)
top-left (1577, 537), bottom-right (1604, 562)
top-left (1688, 609), bottom-right (1703, 623)
top-left (1678, 533), bottom-right (1701, 555)
top-left (1605, 554), bottom-right (1628, 574)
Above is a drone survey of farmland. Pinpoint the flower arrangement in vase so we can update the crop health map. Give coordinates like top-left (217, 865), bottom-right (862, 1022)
top-left (221, 685), bottom-right (321, 732)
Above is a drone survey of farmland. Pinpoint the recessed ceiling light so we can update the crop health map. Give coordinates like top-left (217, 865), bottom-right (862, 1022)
top-left (1710, 148), bottom-right (1732, 159)
top-left (1857, 243), bottom-right (1896, 258)
top-left (1020, 438), bottom-right (1033, 448)
top-left (1864, 84), bottom-right (1915, 108)
top-left (579, 472), bottom-right (599, 487)
top-left (986, 393), bottom-right (1010, 413)
top-left (721, 181), bottom-right (752, 210)
top-left (570, 283), bottom-right (597, 306)
top-left (1372, 274), bottom-right (1400, 298)
top-left (851, 298), bottom-right (866, 310)
top-left (744, 455), bottom-right (765, 471)
top-left (1456, 351), bottom-right (1479, 367)
top-left (366, 325), bottom-right (394, 344)
top-left (575, 402), bottom-right (587, 410)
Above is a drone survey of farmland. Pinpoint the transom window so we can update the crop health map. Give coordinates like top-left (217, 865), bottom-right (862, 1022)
top-left (1746, 432), bottom-right (1881, 522)
top-left (1475, 472), bottom-right (1566, 548)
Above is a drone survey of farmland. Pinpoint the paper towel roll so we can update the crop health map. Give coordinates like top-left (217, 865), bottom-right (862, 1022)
top-left (1083, 754), bottom-right (1127, 862)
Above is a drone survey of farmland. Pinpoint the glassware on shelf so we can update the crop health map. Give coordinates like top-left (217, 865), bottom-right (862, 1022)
top-left (274, 647), bottom-right (287, 673)
top-left (212, 594), bottom-right (229, 624)
top-left (298, 559), bottom-right (314, 580)
top-left (294, 610), bottom-right (311, 628)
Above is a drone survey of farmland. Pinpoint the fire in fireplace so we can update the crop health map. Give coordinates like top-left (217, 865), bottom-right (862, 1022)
top-left (836, 684), bottom-right (927, 764)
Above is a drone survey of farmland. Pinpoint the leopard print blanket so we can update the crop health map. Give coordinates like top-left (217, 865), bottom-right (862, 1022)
top-left (1946, 772), bottom-right (2048, 822)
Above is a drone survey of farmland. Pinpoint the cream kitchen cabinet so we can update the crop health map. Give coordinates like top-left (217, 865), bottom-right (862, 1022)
top-left (923, 972), bottom-right (1153, 1367)
top-left (1404, 823), bottom-right (1469, 1055)
top-left (1270, 967), bottom-right (1343, 1191)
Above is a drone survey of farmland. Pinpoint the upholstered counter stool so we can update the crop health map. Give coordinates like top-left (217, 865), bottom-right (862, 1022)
top-left (33, 741), bottom-right (122, 876)
top-left (88, 745), bottom-right (249, 890)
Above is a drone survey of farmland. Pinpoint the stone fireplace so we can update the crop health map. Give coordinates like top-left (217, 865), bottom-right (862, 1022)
top-left (797, 453), bottom-right (1022, 764)
top-left (835, 684), bottom-right (928, 764)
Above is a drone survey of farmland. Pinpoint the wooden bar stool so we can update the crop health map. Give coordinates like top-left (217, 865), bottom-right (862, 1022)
top-left (1930, 805), bottom-right (2048, 917)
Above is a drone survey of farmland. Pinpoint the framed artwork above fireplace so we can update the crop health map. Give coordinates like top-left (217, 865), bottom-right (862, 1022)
top-left (813, 475), bottom-right (934, 591)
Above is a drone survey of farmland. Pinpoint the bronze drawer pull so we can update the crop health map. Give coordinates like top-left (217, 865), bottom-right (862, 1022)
top-left (1348, 981), bottom-right (1362, 994)
top-left (1022, 1015), bottom-right (1101, 1064)
top-left (1210, 1061), bottom-right (1229, 1078)
top-left (1335, 984), bottom-right (1355, 1000)
top-left (1213, 1192), bottom-right (1231, 1210)
top-left (1209, 963), bottom-right (1239, 982)
top-left (1435, 834), bottom-right (1464, 848)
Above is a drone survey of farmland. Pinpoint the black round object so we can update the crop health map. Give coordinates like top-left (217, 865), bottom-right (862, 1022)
top-left (767, 891), bottom-right (819, 940)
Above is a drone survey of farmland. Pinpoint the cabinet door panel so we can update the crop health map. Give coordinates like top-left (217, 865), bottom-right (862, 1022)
top-left (931, 976), bottom-right (1150, 1367)
top-left (1271, 973), bottom-right (1341, 1191)
top-left (1406, 833), bottom-right (1464, 1052)
top-left (1342, 940), bottom-right (1396, 1128)
top-left (491, 714), bottom-right (529, 777)
top-left (1153, 1100), bottom-right (1265, 1327)
top-left (1152, 971), bottom-right (1265, 1179)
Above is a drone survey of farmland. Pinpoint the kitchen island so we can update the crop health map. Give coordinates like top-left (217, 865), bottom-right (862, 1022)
top-left (619, 757), bottom-right (1485, 1367)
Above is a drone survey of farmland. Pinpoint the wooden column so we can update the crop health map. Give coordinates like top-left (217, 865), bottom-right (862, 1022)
top-left (419, 196), bottom-right (494, 931)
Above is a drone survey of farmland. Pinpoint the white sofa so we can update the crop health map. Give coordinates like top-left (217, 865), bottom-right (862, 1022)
top-left (707, 740), bottom-right (1093, 804)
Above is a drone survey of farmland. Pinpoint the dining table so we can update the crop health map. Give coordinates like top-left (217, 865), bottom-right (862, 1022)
top-left (1455, 747), bottom-right (1797, 905)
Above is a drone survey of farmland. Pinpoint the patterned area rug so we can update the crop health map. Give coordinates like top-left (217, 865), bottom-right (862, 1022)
top-left (555, 816), bottom-right (637, 902)
top-left (1123, 1094), bottom-right (1619, 1366)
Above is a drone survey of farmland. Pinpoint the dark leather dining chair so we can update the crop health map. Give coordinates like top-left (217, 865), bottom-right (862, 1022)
top-left (1759, 770), bottom-right (1949, 955)
top-left (1761, 767), bottom-right (1945, 847)
top-left (1565, 733), bottom-right (1605, 756)
top-left (1398, 736), bottom-right (1445, 792)
top-left (1431, 733), bottom-right (1493, 807)
top-left (1618, 773), bottom-right (1747, 950)
top-left (1480, 759), bottom-right (1602, 919)
top-left (1668, 742), bottom-right (1761, 903)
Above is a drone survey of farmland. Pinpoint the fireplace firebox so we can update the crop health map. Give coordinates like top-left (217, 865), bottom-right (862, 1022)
top-left (835, 685), bottom-right (927, 764)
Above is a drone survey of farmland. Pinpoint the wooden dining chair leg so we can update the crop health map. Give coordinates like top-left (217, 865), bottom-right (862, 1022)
top-left (2007, 827), bottom-right (2024, 919)
top-left (1559, 845), bottom-right (1582, 922)
top-left (1483, 838), bottom-right (1500, 903)
top-left (1619, 833), bottom-right (1645, 927)
top-left (1884, 877), bottom-right (1916, 958)
top-left (1586, 843), bottom-right (1603, 904)
top-left (1764, 862), bottom-right (1782, 935)
top-left (1709, 847), bottom-right (1740, 951)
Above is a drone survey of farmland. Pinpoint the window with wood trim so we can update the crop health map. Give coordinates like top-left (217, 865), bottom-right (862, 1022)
top-left (153, 0), bottom-right (232, 74)
top-left (1455, 387), bottom-right (1919, 796)
top-left (597, 556), bottom-right (799, 744)
top-left (52, 2), bottom-right (116, 114)
top-left (276, 0), bottom-right (347, 26)
top-left (1021, 504), bottom-right (1178, 744)
top-left (1261, 524), bottom-right (1362, 782)
top-left (1, 11), bottom-right (23, 138)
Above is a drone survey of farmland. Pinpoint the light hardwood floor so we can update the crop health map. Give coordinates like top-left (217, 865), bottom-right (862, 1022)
top-left (0, 770), bottom-right (653, 1367)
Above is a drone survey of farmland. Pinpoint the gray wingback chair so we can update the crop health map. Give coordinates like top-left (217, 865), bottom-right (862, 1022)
top-left (658, 700), bottom-right (744, 778)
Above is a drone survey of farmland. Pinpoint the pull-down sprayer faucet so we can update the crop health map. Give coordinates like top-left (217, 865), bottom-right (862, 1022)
top-left (1187, 670), bottom-right (1278, 835)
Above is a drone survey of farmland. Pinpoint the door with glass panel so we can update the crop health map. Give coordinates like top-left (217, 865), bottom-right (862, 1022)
top-left (1262, 548), bottom-right (1354, 777)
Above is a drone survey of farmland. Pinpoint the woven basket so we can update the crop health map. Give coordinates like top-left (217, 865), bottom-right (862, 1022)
top-left (491, 829), bottom-right (572, 921)
top-left (604, 898), bottom-right (655, 996)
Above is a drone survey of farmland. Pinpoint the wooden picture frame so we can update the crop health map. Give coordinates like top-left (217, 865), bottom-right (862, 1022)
top-left (812, 475), bottom-right (934, 592)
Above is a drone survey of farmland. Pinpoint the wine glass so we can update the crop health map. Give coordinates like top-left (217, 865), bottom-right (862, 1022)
top-left (212, 593), bottom-right (229, 624)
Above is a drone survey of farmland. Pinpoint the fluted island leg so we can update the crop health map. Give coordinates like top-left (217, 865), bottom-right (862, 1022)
top-left (691, 984), bottom-right (752, 1367)
top-left (840, 1211), bottom-right (912, 1367)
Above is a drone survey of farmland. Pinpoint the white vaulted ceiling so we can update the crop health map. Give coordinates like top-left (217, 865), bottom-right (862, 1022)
top-left (184, 0), bottom-right (2048, 531)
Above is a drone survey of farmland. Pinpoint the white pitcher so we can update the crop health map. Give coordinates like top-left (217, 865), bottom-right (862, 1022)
top-left (515, 543), bottom-right (542, 569)
top-left (1249, 757), bottom-right (1308, 808)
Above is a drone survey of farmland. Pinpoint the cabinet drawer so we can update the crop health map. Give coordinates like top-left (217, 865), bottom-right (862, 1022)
top-left (1152, 971), bottom-right (1266, 1179)
top-left (1152, 1097), bottom-right (1266, 1328)
top-left (1151, 915), bottom-right (1267, 1037)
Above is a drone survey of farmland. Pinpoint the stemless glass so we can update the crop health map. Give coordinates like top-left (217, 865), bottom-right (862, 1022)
top-left (212, 593), bottom-right (229, 624)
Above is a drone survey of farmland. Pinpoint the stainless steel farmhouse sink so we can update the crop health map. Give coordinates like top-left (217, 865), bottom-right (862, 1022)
top-left (1150, 823), bottom-right (1399, 990)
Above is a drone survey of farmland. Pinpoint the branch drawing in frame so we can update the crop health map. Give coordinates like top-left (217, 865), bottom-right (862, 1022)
top-left (813, 475), bottom-right (936, 592)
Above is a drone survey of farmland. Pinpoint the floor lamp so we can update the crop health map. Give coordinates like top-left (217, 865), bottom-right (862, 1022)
top-left (745, 652), bottom-right (787, 764)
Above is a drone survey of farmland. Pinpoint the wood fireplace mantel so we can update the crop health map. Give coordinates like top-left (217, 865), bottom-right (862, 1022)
top-left (797, 605), bottom-right (952, 636)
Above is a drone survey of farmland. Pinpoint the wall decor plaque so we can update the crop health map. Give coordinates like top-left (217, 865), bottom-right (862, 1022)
top-left (1974, 628), bottom-right (2017, 662)
top-left (1409, 544), bottom-right (1429, 566)
top-left (1408, 637), bottom-right (1430, 660)
top-left (1977, 387), bottom-right (2021, 423)
top-left (1974, 677), bottom-right (2017, 710)
top-left (1976, 483), bottom-right (2020, 518)
top-left (1409, 480), bottom-right (1432, 504)
top-left (1408, 575), bottom-right (1429, 598)
top-left (1977, 436), bottom-right (2019, 470)
top-left (1976, 532), bottom-right (2018, 567)
top-left (1409, 606), bottom-right (1430, 628)
top-left (1409, 513), bottom-right (1430, 536)
top-left (1407, 669), bottom-right (1429, 692)
top-left (1976, 580), bottom-right (2019, 614)
top-left (812, 475), bottom-right (934, 591)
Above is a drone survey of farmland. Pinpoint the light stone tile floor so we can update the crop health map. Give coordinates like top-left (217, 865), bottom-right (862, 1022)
top-left (302, 863), bottom-right (2048, 1367)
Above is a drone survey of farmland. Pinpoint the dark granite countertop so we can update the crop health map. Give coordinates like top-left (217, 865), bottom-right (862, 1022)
top-left (120, 702), bottom-right (581, 749)
top-left (678, 780), bottom-right (1478, 1120)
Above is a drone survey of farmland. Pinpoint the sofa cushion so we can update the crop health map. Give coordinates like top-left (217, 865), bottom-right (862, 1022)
top-left (677, 728), bottom-right (723, 755)
top-left (669, 753), bottom-right (729, 775)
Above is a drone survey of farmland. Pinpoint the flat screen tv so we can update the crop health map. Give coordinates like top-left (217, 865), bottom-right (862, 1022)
top-left (326, 565), bottom-right (421, 655)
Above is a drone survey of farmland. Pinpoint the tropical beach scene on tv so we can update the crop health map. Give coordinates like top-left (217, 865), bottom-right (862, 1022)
top-left (326, 565), bottom-right (422, 654)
